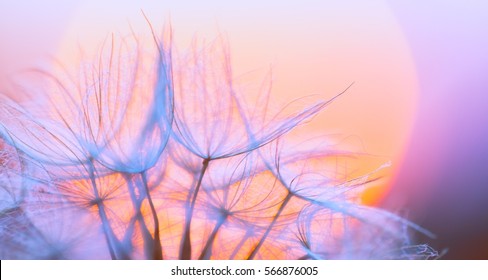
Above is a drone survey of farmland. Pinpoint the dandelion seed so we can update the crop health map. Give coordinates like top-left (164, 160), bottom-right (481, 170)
top-left (195, 153), bottom-right (285, 259)
top-left (90, 34), bottom-right (174, 174)
top-left (171, 37), bottom-right (343, 259)
top-left (1, 28), bottom-right (177, 259)
top-left (77, 33), bottom-right (174, 259)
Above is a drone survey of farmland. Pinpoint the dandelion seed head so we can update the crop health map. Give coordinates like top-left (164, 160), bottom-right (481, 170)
top-left (0, 26), bottom-right (436, 259)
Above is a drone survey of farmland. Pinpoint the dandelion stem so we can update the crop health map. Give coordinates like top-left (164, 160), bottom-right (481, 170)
top-left (247, 192), bottom-right (293, 260)
top-left (180, 157), bottom-right (210, 259)
top-left (125, 175), bottom-right (154, 259)
top-left (198, 216), bottom-right (226, 260)
top-left (140, 171), bottom-right (163, 260)
top-left (230, 229), bottom-right (253, 260)
top-left (96, 202), bottom-right (117, 259)
top-left (87, 160), bottom-right (118, 259)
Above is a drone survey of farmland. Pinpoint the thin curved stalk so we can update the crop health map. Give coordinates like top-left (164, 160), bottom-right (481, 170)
top-left (198, 217), bottom-right (226, 260)
top-left (87, 160), bottom-right (117, 259)
top-left (180, 158), bottom-right (210, 259)
top-left (247, 192), bottom-right (292, 260)
top-left (140, 171), bottom-right (163, 260)
top-left (125, 175), bottom-right (154, 259)
top-left (229, 229), bottom-right (253, 260)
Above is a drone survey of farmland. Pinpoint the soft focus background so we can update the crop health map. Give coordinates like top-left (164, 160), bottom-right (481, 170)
top-left (1, 0), bottom-right (487, 259)
top-left (385, 1), bottom-right (488, 259)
